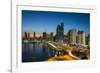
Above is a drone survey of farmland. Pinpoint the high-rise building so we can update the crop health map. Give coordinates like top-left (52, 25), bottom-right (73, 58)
top-left (77, 31), bottom-right (86, 45)
top-left (24, 32), bottom-right (29, 39)
top-left (43, 32), bottom-right (47, 39)
top-left (33, 32), bottom-right (36, 39)
top-left (68, 29), bottom-right (77, 44)
top-left (56, 22), bottom-right (64, 42)
top-left (50, 32), bottom-right (54, 41)
top-left (86, 34), bottom-right (90, 46)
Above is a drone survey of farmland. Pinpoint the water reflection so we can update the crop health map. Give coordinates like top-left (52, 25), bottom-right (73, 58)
top-left (22, 43), bottom-right (55, 62)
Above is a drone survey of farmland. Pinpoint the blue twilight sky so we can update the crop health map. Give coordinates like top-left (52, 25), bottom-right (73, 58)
top-left (22, 10), bottom-right (90, 34)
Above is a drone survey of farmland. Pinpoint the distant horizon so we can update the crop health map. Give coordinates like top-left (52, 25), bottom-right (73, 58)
top-left (22, 10), bottom-right (90, 34)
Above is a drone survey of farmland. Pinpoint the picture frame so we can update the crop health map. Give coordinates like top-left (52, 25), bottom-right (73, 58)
top-left (11, 0), bottom-right (97, 73)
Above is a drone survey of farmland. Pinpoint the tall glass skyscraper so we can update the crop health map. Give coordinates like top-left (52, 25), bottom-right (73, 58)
top-left (56, 22), bottom-right (64, 42)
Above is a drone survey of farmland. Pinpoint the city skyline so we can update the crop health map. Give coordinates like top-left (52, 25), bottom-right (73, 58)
top-left (22, 10), bottom-right (90, 34)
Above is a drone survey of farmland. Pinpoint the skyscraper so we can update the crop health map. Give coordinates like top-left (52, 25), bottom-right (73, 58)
top-left (33, 32), bottom-right (36, 39)
top-left (24, 32), bottom-right (29, 39)
top-left (77, 31), bottom-right (86, 45)
top-left (50, 32), bottom-right (54, 41)
top-left (43, 32), bottom-right (47, 39)
top-left (86, 34), bottom-right (90, 46)
top-left (56, 22), bottom-right (64, 42)
top-left (68, 29), bottom-right (77, 44)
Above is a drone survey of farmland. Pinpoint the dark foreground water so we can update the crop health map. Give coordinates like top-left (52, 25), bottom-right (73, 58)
top-left (22, 43), bottom-right (55, 62)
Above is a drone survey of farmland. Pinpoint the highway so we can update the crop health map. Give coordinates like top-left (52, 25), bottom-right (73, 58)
top-left (46, 41), bottom-right (80, 60)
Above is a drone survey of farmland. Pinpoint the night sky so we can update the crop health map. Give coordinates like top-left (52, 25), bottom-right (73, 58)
top-left (22, 10), bottom-right (90, 34)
